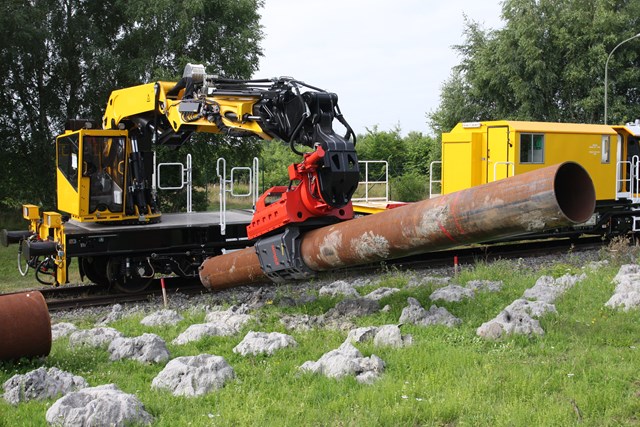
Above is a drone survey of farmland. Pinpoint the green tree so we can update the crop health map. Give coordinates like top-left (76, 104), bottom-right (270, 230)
top-left (429, 0), bottom-right (640, 135)
top-left (0, 0), bottom-right (264, 211)
top-left (356, 126), bottom-right (407, 176)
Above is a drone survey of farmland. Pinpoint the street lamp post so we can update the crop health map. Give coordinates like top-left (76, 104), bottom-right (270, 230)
top-left (604, 32), bottom-right (640, 125)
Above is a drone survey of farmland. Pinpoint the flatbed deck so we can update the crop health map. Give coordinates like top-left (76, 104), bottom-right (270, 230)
top-left (64, 210), bottom-right (255, 257)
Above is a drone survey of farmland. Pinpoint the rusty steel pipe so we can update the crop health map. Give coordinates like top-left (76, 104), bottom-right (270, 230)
top-left (200, 162), bottom-right (595, 290)
top-left (0, 291), bottom-right (52, 360)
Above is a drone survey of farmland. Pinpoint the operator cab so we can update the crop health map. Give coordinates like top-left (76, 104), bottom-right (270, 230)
top-left (56, 128), bottom-right (159, 223)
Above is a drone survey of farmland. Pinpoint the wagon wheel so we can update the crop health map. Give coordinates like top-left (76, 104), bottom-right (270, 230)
top-left (106, 257), bottom-right (154, 293)
top-left (80, 256), bottom-right (110, 287)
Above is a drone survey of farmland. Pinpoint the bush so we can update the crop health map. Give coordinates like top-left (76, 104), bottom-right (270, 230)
top-left (390, 173), bottom-right (428, 202)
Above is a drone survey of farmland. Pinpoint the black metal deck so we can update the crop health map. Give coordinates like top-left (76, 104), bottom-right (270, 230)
top-left (63, 210), bottom-right (254, 257)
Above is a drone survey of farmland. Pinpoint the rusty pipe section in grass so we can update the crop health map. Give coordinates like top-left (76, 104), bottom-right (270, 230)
top-left (200, 162), bottom-right (595, 290)
top-left (0, 291), bottom-right (52, 360)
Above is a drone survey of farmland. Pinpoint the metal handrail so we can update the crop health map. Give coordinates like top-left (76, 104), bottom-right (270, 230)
top-left (492, 161), bottom-right (515, 182)
top-left (429, 161), bottom-right (442, 198)
top-left (217, 157), bottom-right (259, 235)
top-left (352, 160), bottom-right (388, 203)
top-left (156, 153), bottom-right (193, 212)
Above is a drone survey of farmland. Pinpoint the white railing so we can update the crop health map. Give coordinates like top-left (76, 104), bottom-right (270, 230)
top-left (492, 161), bottom-right (515, 182)
top-left (616, 155), bottom-right (640, 202)
top-left (352, 160), bottom-right (389, 203)
top-left (156, 154), bottom-right (193, 213)
top-left (429, 161), bottom-right (442, 198)
top-left (217, 157), bottom-right (259, 235)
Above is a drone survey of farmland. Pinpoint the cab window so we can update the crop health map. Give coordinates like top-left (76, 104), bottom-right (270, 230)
top-left (601, 135), bottom-right (610, 164)
top-left (57, 134), bottom-right (80, 191)
top-left (520, 133), bottom-right (544, 164)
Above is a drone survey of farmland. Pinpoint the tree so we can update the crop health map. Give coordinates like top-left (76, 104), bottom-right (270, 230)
top-left (0, 0), bottom-right (264, 211)
top-left (429, 0), bottom-right (640, 135)
top-left (356, 126), bottom-right (407, 176)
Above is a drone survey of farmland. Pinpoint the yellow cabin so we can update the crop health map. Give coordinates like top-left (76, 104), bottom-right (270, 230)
top-left (441, 120), bottom-right (640, 203)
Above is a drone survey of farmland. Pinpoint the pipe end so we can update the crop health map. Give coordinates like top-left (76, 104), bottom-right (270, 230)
top-left (554, 162), bottom-right (596, 223)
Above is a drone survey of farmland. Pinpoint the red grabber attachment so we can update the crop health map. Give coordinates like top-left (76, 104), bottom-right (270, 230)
top-left (246, 89), bottom-right (359, 282)
top-left (247, 145), bottom-right (354, 240)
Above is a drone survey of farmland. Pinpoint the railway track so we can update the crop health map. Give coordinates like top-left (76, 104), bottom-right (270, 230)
top-left (25, 235), bottom-right (605, 312)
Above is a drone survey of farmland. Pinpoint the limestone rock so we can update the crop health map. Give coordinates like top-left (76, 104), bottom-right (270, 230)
top-left (152, 354), bottom-right (235, 397)
top-left (45, 384), bottom-right (153, 426)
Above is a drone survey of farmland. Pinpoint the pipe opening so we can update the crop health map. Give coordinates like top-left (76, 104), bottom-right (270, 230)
top-left (553, 162), bottom-right (596, 223)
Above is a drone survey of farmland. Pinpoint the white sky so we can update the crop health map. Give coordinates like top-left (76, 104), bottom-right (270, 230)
top-left (256, 0), bottom-right (504, 136)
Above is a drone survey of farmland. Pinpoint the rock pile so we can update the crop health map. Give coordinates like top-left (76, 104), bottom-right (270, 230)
top-left (605, 264), bottom-right (640, 311)
top-left (345, 325), bottom-right (412, 348)
top-left (399, 297), bottom-right (461, 327)
top-left (299, 342), bottom-right (385, 384)
top-left (152, 354), bottom-right (235, 397)
top-left (3, 367), bottom-right (87, 405)
top-left (172, 305), bottom-right (253, 344)
top-left (68, 327), bottom-right (123, 348)
top-left (477, 273), bottom-right (585, 339)
top-left (108, 333), bottom-right (170, 363)
top-left (140, 309), bottom-right (183, 326)
top-left (45, 384), bottom-right (153, 426)
top-left (233, 331), bottom-right (297, 356)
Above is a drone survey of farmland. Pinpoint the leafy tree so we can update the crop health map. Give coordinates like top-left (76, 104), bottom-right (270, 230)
top-left (0, 0), bottom-right (264, 211)
top-left (429, 0), bottom-right (640, 135)
top-left (356, 126), bottom-right (407, 176)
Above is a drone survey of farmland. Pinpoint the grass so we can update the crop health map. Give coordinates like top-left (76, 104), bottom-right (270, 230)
top-left (1, 244), bottom-right (640, 425)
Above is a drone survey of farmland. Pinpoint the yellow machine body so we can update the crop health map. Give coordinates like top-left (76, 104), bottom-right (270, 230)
top-left (55, 129), bottom-right (158, 223)
top-left (102, 81), bottom-right (271, 140)
top-left (442, 121), bottom-right (620, 200)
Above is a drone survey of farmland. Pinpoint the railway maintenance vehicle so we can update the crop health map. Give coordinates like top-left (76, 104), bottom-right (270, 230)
top-left (2, 64), bottom-right (631, 292)
top-left (1, 63), bottom-right (360, 291)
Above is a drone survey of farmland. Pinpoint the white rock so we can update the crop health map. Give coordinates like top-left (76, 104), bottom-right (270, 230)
top-left (45, 384), bottom-right (153, 426)
top-left (96, 304), bottom-right (125, 326)
top-left (68, 327), bottom-right (123, 348)
top-left (373, 325), bottom-right (412, 348)
top-left (605, 291), bottom-right (640, 311)
top-left (299, 342), bottom-right (384, 382)
top-left (152, 354), bottom-right (235, 397)
top-left (3, 367), bottom-right (87, 405)
top-left (430, 285), bottom-right (474, 302)
top-left (51, 323), bottom-right (77, 340)
top-left (204, 305), bottom-right (253, 332)
top-left (108, 333), bottom-right (170, 363)
top-left (523, 274), bottom-right (584, 303)
top-left (140, 309), bottom-right (183, 326)
top-left (466, 280), bottom-right (504, 292)
top-left (504, 298), bottom-right (557, 318)
top-left (477, 310), bottom-right (544, 340)
top-left (345, 326), bottom-right (378, 344)
top-left (233, 331), bottom-right (297, 356)
top-left (319, 280), bottom-right (360, 298)
top-left (399, 298), bottom-right (461, 327)
top-left (363, 287), bottom-right (400, 301)
top-left (172, 323), bottom-right (238, 345)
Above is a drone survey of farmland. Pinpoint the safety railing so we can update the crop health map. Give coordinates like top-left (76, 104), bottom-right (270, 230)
top-left (156, 154), bottom-right (193, 213)
top-left (429, 161), bottom-right (442, 198)
top-left (352, 160), bottom-right (389, 203)
top-left (492, 161), bottom-right (515, 182)
top-left (616, 155), bottom-right (640, 203)
top-left (217, 157), bottom-right (259, 235)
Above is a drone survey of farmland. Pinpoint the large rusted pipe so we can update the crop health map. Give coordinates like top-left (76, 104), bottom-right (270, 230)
top-left (200, 162), bottom-right (595, 290)
top-left (0, 291), bottom-right (52, 360)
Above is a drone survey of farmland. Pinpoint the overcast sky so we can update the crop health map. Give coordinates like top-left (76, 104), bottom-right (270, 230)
top-left (255, 0), bottom-right (504, 136)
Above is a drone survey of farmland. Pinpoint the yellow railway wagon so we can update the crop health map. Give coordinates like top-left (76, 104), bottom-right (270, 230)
top-left (441, 120), bottom-right (640, 234)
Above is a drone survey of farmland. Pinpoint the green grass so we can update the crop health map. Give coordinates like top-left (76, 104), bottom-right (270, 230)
top-left (1, 250), bottom-right (640, 425)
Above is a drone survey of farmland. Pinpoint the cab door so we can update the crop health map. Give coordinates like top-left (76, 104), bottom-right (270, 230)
top-left (486, 125), bottom-right (512, 182)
